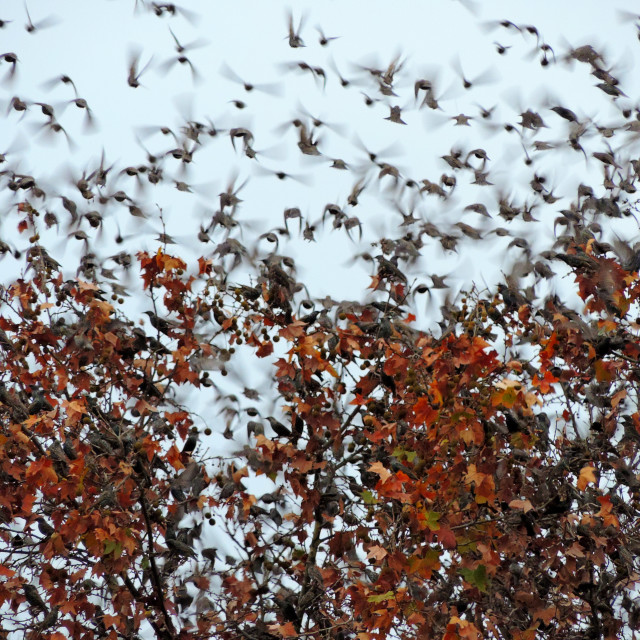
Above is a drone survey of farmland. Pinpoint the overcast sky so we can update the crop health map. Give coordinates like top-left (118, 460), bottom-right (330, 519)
top-left (1, 0), bottom-right (639, 308)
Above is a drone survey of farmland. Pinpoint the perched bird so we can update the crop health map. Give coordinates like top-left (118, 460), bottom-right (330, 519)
top-left (143, 310), bottom-right (180, 335)
top-left (23, 584), bottom-right (48, 614)
top-left (375, 255), bottom-right (407, 283)
top-left (266, 416), bottom-right (292, 439)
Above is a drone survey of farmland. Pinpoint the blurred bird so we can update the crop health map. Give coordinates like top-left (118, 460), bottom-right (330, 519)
top-left (24, 2), bottom-right (59, 33)
top-left (0, 52), bottom-right (18, 81)
top-left (316, 26), bottom-right (339, 46)
top-left (286, 10), bottom-right (305, 47)
top-left (127, 48), bottom-right (154, 88)
top-left (385, 105), bottom-right (407, 125)
top-left (220, 62), bottom-right (281, 95)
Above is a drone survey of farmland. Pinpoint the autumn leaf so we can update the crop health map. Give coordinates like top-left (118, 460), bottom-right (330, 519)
top-left (361, 490), bottom-right (378, 505)
top-left (593, 359), bottom-right (614, 382)
top-left (367, 590), bottom-right (395, 603)
top-left (611, 388), bottom-right (626, 408)
top-left (437, 526), bottom-right (457, 550)
top-left (368, 461), bottom-right (391, 483)
top-left (422, 510), bottom-right (441, 531)
top-left (412, 396), bottom-right (438, 427)
top-left (256, 340), bottom-right (274, 358)
top-left (491, 378), bottom-right (523, 408)
top-left (269, 622), bottom-right (298, 637)
top-left (577, 465), bottom-right (597, 491)
top-left (198, 256), bottom-right (213, 275)
top-left (366, 545), bottom-right (388, 561)
top-left (459, 565), bottom-right (488, 593)
top-left (447, 616), bottom-right (481, 640)
top-left (508, 499), bottom-right (534, 513)
top-left (532, 606), bottom-right (557, 625)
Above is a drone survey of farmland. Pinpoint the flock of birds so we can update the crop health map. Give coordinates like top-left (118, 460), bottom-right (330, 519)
top-left (0, 2), bottom-right (639, 329)
top-left (3, 3), bottom-right (640, 635)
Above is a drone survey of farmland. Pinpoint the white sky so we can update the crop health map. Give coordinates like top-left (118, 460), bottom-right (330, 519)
top-left (1, 1), bottom-right (639, 307)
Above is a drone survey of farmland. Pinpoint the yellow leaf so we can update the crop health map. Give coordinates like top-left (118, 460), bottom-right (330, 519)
top-left (367, 589), bottom-right (394, 603)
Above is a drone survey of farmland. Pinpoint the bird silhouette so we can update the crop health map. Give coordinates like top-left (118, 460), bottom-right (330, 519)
top-left (286, 10), bottom-right (305, 48)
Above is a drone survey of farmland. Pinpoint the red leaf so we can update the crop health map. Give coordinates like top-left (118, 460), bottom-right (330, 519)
top-left (256, 341), bottom-right (274, 358)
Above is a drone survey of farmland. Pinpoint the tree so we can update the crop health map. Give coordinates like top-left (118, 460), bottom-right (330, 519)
top-left (1, 2), bottom-right (640, 639)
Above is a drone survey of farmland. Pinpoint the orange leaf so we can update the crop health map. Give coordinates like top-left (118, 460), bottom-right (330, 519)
top-left (368, 461), bottom-right (391, 482)
top-left (102, 614), bottom-right (119, 628)
top-left (26, 458), bottom-right (58, 485)
top-left (566, 541), bottom-right (586, 558)
top-left (366, 545), bottom-right (388, 561)
top-left (437, 526), bottom-right (457, 550)
top-left (593, 360), bottom-right (614, 382)
top-left (509, 499), bottom-right (534, 513)
top-left (198, 257), bottom-right (213, 275)
top-left (532, 606), bottom-right (557, 625)
top-left (577, 465), bottom-right (596, 491)
top-left (612, 389), bottom-right (627, 408)
top-left (413, 397), bottom-right (438, 426)
top-left (166, 445), bottom-right (184, 471)
top-left (279, 321), bottom-right (306, 340)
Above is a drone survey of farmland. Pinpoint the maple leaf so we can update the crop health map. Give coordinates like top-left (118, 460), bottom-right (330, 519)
top-left (279, 321), bottom-right (306, 340)
top-left (421, 510), bottom-right (441, 531)
top-left (367, 590), bottom-right (394, 603)
top-left (198, 256), bottom-right (213, 274)
top-left (593, 359), bottom-right (614, 382)
top-left (368, 461), bottom-right (391, 482)
top-left (459, 565), bottom-right (488, 593)
top-left (269, 622), bottom-right (298, 637)
top-left (256, 340), bottom-right (274, 358)
top-left (366, 545), bottom-right (388, 561)
top-left (577, 465), bottom-right (597, 491)
top-left (508, 499), bottom-right (534, 513)
top-left (437, 527), bottom-right (457, 550)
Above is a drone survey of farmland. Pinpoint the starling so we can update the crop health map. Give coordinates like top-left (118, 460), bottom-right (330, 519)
top-left (266, 417), bottom-right (292, 438)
